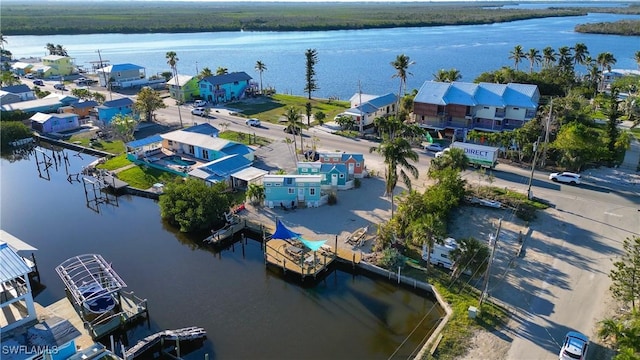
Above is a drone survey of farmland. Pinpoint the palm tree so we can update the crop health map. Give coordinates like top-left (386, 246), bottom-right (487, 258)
top-left (635, 50), bottom-right (640, 70)
top-left (542, 46), bottom-right (557, 69)
top-left (525, 48), bottom-right (541, 74)
top-left (557, 46), bottom-right (573, 71)
top-left (410, 213), bottom-right (446, 270)
top-left (450, 237), bottom-right (490, 281)
top-left (369, 136), bottom-right (419, 218)
top-left (55, 44), bottom-right (68, 57)
top-left (216, 67), bottom-right (228, 76)
top-left (391, 54), bottom-right (415, 118)
top-left (433, 68), bottom-right (461, 82)
top-left (283, 106), bottom-right (304, 156)
top-left (597, 52), bottom-right (617, 72)
top-left (245, 183), bottom-right (265, 206)
top-left (573, 43), bottom-right (589, 66)
top-left (166, 51), bottom-right (183, 127)
top-left (508, 45), bottom-right (525, 71)
top-left (198, 67), bottom-right (213, 79)
top-left (255, 60), bottom-right (267, 94)
top-left (0, 33), bottom-right (6, 52)
top-left (45, 43), bottom-right (56, 55)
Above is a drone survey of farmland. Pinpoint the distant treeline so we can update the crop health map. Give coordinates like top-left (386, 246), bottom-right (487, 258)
top-left (575, 19), bottom-right (640, 36)
top-left (0, 2), bottom-right (611, 36)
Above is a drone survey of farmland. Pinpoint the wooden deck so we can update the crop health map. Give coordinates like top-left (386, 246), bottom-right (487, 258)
top-left (264, 239), bottom-right (361, 279)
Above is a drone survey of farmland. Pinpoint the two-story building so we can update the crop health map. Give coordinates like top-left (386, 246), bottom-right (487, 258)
top-left (167, 74), bottom-right (200, 103)
top-left (198, 72), bottom-right (256, 104)
top-left (337, 92), bottom-right (398, 129)
top-left (601, 69), bottom-right (640, 92)
top-left (413, 81), bottom-right (540, 139)
top-left (297, 162), bottom-right (351, 189)
top-left (263, 174), bottom-right (323, 208)
top-left (97, 63), bottom-right (147, 89)
top-left (41, 55), bottom-right (75, 76)
top-left (317, 152), bottom-right (366, 178)
top-left (95, 97), bottom-right (135, 125)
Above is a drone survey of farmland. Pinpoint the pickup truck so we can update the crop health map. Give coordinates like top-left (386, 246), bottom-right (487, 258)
top-left (74, 78), bottom-right (97, 86)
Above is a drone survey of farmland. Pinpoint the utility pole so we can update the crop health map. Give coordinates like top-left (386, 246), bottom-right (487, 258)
top-left (527, 136), bottom-right (541, 200)
top-left (358, 80), bottom-right (363, 134)
top-left (480, 218), bottom-right (502, 308)
top-left (540, 98), bottom-right (553, 167)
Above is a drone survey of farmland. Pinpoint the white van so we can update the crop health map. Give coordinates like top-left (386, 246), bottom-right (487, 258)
top-left (422, 238), bottom-right (458, 270)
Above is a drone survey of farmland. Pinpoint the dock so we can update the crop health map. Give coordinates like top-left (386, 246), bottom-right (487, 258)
top-left (264, 239), bottom-right (362, 280)
top-left (124, 326), bottom-right (207, 359)
top-left (203, 220), bottom-right (245, 245)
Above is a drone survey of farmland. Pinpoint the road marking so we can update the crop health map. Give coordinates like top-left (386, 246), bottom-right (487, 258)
top-left (604, 211), bottom-right (623, 217)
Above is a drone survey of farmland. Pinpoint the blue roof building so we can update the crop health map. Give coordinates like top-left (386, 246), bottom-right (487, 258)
top-left (341, 92), bottom-right (398, 129)
top-left (96, 97), bottom-right (135, 125)
top-left (198, 72), bottom-right (256, 105)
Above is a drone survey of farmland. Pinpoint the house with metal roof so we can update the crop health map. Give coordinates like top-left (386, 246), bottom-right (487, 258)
top-left (1, 84), bottom-right (36, 102)
top-left (413, 81), bottom-right (539, 137)
top-left (1, 97), bottom-right (63, 113)
top-left (601, 69), bottom-right (640, 92)
top-left (95, 97), bottom-right (135, 125)
top-left (96, 63), bottom-right (146, 89)
top-left (188, 154), bottom-right (252, 184)
top-left (30, 112), bottom-right (80, 134)
top-left (317, 151), bottom-right (366, 178)
top-left (339, 92), bottom-right (398, 129)
top-left (160, 128), bottom-right (255, 163)
top-left (198, 72), bottom-right (257, 104)
top-left (0, 242), bottom-right (37, 332)
top-left (0, 90), bottom-right (22, 105)
top-left (11, 62), bottom-right (34, 76)
top-left (263, 174), bottom-right (324, 209)
top-left (167, 74), bottom-right (200, 103)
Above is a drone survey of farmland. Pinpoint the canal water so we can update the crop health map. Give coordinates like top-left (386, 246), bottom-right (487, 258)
top-left (0, 146), bottom-right (443, 359)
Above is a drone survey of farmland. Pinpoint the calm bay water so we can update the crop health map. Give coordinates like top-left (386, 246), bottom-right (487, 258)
top-left (9, 12), bottom-right (640, 100)
top-left (0, 148), bottom-right (442, 359)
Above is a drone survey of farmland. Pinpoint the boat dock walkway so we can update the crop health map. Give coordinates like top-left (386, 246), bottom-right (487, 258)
top-left (124, 326), bottom-right (207, 359)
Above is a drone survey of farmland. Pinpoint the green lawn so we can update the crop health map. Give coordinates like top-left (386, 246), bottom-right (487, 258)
top-left (228, 94), bottom-right (350, 125)
top-left (116, 165), bottom-right (177, 189)
top-left (96, 154), bottom-right (132, 170)
top-left (218, 131), bottom-right (272, 147)
top-left (68, 133), bottom-right (125, 154)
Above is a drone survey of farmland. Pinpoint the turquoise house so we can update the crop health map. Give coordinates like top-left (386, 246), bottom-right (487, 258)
top-left (198, 72), bottom-right (256, 104)
top-left (263, 174), bottom-right (323, 209)
top-left (96, 97), bottom-right (135, 125)
top-left (297, 162), bottom-right (350, 189)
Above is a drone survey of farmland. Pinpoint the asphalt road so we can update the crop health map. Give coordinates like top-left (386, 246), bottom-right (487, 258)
top-left (53, 82), bottom-right (640, 358)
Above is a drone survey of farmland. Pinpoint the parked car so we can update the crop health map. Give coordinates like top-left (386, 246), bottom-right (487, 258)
top-left (304, 150), bottom-right (320, 161)
top-left (25, 73), bottom-right (34, 79)
top-left (245, 118), bottom-right (261, 127)
top-left (33, 80), bottom-right (44, 86)
top-left (549, 172), bottom-right (581, 185)
top-left (191, 107), bottom-right (207, 117)
top-left (53, 83), bottom-right (66, 90)
top-left (194, 100), bottom-right (207, 107)
top-left (424, 143), bottom-right (445, 152)
top-left (435, 148), bottom-right (451, 158)
top-left (559, 331), bottom-right (588, 360)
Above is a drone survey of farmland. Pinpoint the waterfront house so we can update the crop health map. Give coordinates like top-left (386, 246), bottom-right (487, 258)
top-left (30, 112), bottom-right (80, 134)
top-left (413, 81), bottom-right (540, 139)
top-left (1, 97), bottom-right (63, 113)
top-left (297, 162), bottom-right (351, 189)
top-left (339, 92), bottom-right (398, 129)
top-left (263, 174), bottom-right (323, 208)
top-left (42, 55), bottom-right (75, 76)
top-left (160, 126), bottom-right (254, 163)
top-left (1, 84), bottom-right (36, 102)
top-left (167, 74), bottom-right (200, 103)
top-left (188, 154), bottom-right (252, 187)
top-left (601, 69), bottom-right (640, 92)
top-left (198, 72), bottom-right (257, 104)
top-left (69, 100), bottom-right (99, 119)
top-left (97, 63), bottom-right (147, 89)
top-left (318, 152), bottom-right (366, 178)
top-left (45, 93), bottom-right (79, 106)
top-left (95, 97), bottom-right (135, 125)
top-left (0, 242), bottom-right (37, 332)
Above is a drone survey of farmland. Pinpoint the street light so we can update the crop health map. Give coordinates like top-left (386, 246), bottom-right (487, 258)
top-left (526, 137), bottom-right (541, 200)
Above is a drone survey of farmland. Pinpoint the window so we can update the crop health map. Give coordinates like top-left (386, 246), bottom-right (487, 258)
top-left (202, 150), bottom-right (209, 160)
top-left (310, 188), bottom-right (316, 196)
top-left (513, 107), bottom-right (519, 110)
top-left (484, 106), bottom-right (490, 109)
top-left (168, 140), bottom-right (173, 146)
top-left (339, 174), bottom-right (344, 178)
top-left (284, 178), bottom-right (293, 185)
top-left (356, 163), bottom-right (361, 167)
top-left (288, 188), bottom-right (295, 194)
top-left (188, 145), bottom-right (194, 154)
top-left (274, 183), bottom-right (281, 187)
top-left (234, 81), bottom-right (239, 85)
top-left (301, 168), bottom-right (308, 173)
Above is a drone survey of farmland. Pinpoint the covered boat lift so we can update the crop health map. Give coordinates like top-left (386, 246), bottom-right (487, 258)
top-left (56, 254), bottom-right (149, 339)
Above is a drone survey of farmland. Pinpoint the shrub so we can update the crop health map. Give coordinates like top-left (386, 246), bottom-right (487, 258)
top-left (515, 203), bottom-right (537, 221)
top-left (327, 192), bottom-right (337, 205)
top-left (378, 248), bottom-right (405, 270)
top-left (353, 178), bottom-right (361, 188)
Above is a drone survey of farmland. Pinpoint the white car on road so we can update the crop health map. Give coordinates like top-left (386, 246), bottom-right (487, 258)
top-left (194, 100), bottom-right (207, 107)
top-left (549, 172), bottom-right (581, 185)
top-left (191, 107), bottom-right (207, 117)
top-left (424, 143), bottom-right (445, 152)
top-left (558, 331), bottom-right (588, 360)
top-left (245, 118), bottom-right (261, 127)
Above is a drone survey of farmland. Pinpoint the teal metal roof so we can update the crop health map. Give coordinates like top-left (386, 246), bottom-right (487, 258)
top-left (0, 242), bottom-right (31, 282)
